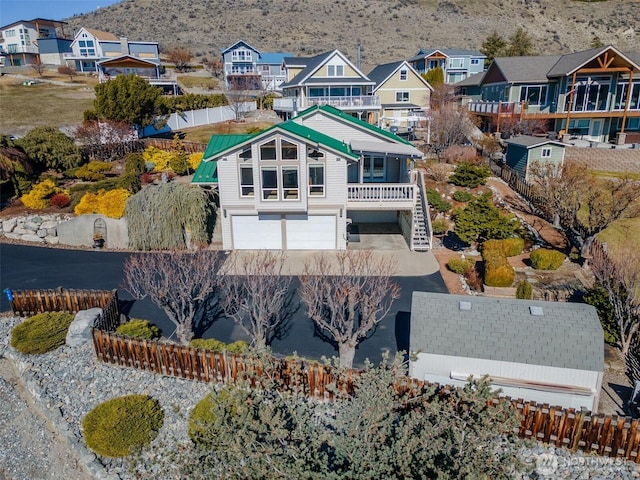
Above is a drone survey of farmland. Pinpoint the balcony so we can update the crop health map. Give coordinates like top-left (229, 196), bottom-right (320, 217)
top-left (347, 183), bottom-right (416, 210)
top-left (274, 95), bottom-right (380, 112)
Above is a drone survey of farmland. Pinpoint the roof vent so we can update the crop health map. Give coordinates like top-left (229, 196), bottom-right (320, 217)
top-left (459, 301), bottom-right (472, 311)
top-left (529, 306), bottom-right (544, 316)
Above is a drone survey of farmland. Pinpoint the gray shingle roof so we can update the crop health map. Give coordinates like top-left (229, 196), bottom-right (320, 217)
top-left (408, 48), bottom-right (485, 62)
top-left (491, 56), bottom-right (561, 83)
top-left (504, 135), bottom-right (565, 148)
top-left (546, 46), bottom-right (610, 77)
top-left (453, 71), bottom-right (485, 87)
top-left (280, 51), bottom-right (335, 88)
top-left (410, 292), bottom-right (603, 371)
top-left (368, 61), bottom-right (404, 87)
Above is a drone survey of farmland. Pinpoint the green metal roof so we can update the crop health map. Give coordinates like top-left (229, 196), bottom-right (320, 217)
top-left (294, 104), bottom-right (413, 145)
top-left (273, 121), bottom-right (358, 160)
top-left (202, 134), bottom-right (255, 160)
top-left (192, 159), bottom-right (218, 184)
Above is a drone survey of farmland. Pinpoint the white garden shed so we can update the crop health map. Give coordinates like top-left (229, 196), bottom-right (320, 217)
top-left (409, 292), bottom-right (604, 411)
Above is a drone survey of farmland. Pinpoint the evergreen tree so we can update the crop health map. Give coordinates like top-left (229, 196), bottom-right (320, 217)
top-left (480, 31), bottom-right (507, 65)
top-left (422, 66), bottom-right (444, 86)
top-left (590, 35), bottom-right (604, 48)
top-left (454, 192), bottom-right (520, 244)
top-left (505, 27), bottom-right (535, 57)
top-left (17, 126), bottom-right (82, 171)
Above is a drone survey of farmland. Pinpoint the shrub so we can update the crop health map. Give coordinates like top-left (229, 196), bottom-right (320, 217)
top-left (449, 162), bottom-right (491, 188)
top-left (117, 171), bottom-right (142, 194)
top-left (516, 280), bottom-right (534, 300)
top-left (68, 161), bottom-right (113, 181)
top-left (530, 249), bottom-right (565, 270)
top-left (189, 389), bottom-right (235, 445)
top-left (426, 188), bottom-right (452, 213)
top-left (10, 312), bottom-right (74, 354)
top-left (115, 319), bottom-right (160, 340)
top-left (169, 152), bottom-right (189, 175)
top-left (125, 152), bottom-right (145, 174)
top-left (447, 257), bottom-right (475, 275)
top-left (464, 265), bottom-right (483, 292)
top-left (20, 179), bottom-right (64, 209)
top-left (74, 188), bottom-right (131, 218)
top-left (431, 218), bottom-right (450, 235)
top-left (452, 190), bottom-right (474, 202)
top-left (585, 284), bottom-right (619, 344)
top-left (188, 152), bottom-right (203, 171)
top-left (484, 258), bottom-right (515, 287)
top-left (483, 238), bottom-right (524, 258)
top-left (49, 192), bottom-right (71, 208)
top-left (190, 338), bottom-right (227, 351)
top-left (83, 395), bottom-right (164, 457)
top-left (226, 340), bottom-right (249, 354)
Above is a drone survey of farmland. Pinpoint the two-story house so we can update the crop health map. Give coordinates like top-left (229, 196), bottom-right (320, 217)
top-left (221, 40), bottom-right (291, 91)
top-left (466, 46), bottom-right (640, 143)
top-left (368, 60), bottom-right (433, 129)
top-left (192, 105), bottom-right (432, 251)
top-left (0, 18), bottom-right (70, 66)
top-left (408, 48), bottom-right (486, 84)
top-left (273, 50), bottom-right (379, 123)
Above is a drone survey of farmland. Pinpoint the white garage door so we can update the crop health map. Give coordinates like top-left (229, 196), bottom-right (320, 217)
top-left (286, 215), bottom-right (336, 250)
top-left (232, 214), bottom-right (282, 249)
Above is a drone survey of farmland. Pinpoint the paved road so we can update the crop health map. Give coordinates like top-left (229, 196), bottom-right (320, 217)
top-left (0, 243), bottom-right (447, 366)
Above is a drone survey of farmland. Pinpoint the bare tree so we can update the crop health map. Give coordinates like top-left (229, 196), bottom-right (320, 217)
top-left (226, 75), bottom-right (259, 121)
top-left (203, 57), bottom-right (223, 78)
top-left (430, 103), bottom-right (478, 153)
top-left (590, 240), bottom-right (640, 355)
top-left (30, 58), bottom-right (45, 77)
top-left (219, 251), bottom-right (293, 350)
top-left (123, 250), bottom-right (222, 344)
top-left (58, 65), bottom-right (76, 81)
top-left (166, 46), bottom-right (193, 72)
top-left (298, 251), bottom-right (400, 368)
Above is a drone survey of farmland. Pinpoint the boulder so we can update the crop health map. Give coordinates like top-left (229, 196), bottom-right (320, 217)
top-left (66, 308), bottom-right (103, 347)
top-left (2, 217), bottom-right (17, 233)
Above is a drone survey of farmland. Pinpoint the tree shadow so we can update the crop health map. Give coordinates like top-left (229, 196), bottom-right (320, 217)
top-left (270, 281), bottom-right (300, 344)
top-left (395, 311), bottom-right (411, 364)
top-left (192, 291), bottom-right (225, 338)
top-left (117, 299), bottom-right (136, 318)
top-left (608, 382), bottom-right (635, 416)
top-left (442, 231), bottom-right (470, 251)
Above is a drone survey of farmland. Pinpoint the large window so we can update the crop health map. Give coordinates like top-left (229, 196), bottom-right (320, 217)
top-left (281, 140), bottom-right (298, 160)
top-left (240, 166), bottom-right (254, 197)
top-left (79, 40), bottom-right (95, 56)
top-left (363, 156), bottom-right (385, 182)
top-left (232, 49), bottom-right (252, 62)
top-left (327, 65), bottom-right (344, 76)
top-left (260, 140), bottom-right (277, 161)
top-left (309, 164), bottom-right (325, 196)
top-left (519, 85), bottom-right (548, 106)
top-left (566, 76), bottom-right (610, 112)
top-left (261, 167), bottom-right (278, 200)
top-left (448, 58), bottom-right (463, 68)
top-left (396, 91), bottom-right (410, 102)
top-left (613, 81), bottom-right (640, 110)
top-left (282, 167), bottom-right (299, 199)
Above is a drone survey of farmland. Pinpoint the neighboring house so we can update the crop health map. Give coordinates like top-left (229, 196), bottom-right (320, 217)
top-left (192, 104), bottom-right (432, 251)
top-left (221, 40), bottom-right (290, 90)
top-left (408, 48), bottom-right (486, 84)
top-left (273, 50), bottom-right (379, 123)
top-left (453, 71), bottom-right (485, 106)
top-left (466, 46), bottom-right (640, 143)
top-left (504, 135), bottom-right (566, 181)
top-left (0, 18), bottom-right (70, 66)
top-left (409, 292), bottom-right (604, 411)
top-left (65, 27), bottom-right (160, 75)
top-left (367, 60), bottom-right (433, 129)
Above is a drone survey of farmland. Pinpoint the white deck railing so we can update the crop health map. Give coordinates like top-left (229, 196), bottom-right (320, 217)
top-left (274, 95), bottom-right (380, 111)
top-left (347, 183), bottom-right (415, 202)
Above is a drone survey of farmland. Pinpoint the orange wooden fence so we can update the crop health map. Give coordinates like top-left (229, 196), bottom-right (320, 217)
top-left (143, 138), bottom-right (207, 153)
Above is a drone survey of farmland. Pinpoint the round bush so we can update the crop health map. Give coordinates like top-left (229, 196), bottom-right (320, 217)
top-left (530, 249), bottom-right (565, 270)
top-left (226, 340), bottom-right (249, 354)
top-left (190, 338), bottom-right (227, 351)
top-left (431, 218), bottom-right (450, 235)
top-left (83, 395), bottom-right (164, 457)
top-left (452, 190), bottom-right (474, 202)
top-left (189, 389), bottom-right (235, 445)
top-left (484, 258), bottom-right (515, 287)
top-left (11, 312), bottom-right (74, 354)
top-left (447, 257), bottom-right (475, 275)
top-left (516, 280), bottom-right (534, 300)
top-left (115, 319), bottom-right (160, 340)
top-left (483, 238), bottom-right (524, 258)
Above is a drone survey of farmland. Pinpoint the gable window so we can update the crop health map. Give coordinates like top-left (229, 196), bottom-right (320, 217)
top-left (79, 40), bottom-right (95, 56)
top-left (396, 91), bottom-right (410, 102)
top-left (309, 164), bottom-right (325, 196)
top-left (260, 140), bottom-right (277, 161)
top-left (240, 165), bottom-right (254, 197)
top-left (541, 147), bottom-right (552, 158)
top-left (328, 65), bottom-right (344, 77)
top-left (232, 49), bottom-right (252, 62)
top-left (281, 140), bottom-right (298, 160)
top-left (282, 167), bottom-right (299, 199)
top-left (399, 69), bottom-right (408, 81)
top-left (261, 167), bottom-right (278, 200)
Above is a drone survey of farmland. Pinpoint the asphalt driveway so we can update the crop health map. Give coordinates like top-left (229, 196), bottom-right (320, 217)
top-left (0, 244), bottom-right (447, 366)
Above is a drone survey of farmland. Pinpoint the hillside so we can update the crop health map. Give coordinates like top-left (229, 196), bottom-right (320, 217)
top-left (65, 0), bottom-right (639, 71)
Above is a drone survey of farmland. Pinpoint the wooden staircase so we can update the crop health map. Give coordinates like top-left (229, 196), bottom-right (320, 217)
top-left (412, 172), bottom-right (432, 251)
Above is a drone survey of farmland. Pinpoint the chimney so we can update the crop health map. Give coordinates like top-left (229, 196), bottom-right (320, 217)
top-left (120, 37), bottom-right (128, 55)
top-left (356, 39), bottom-right (361, 70)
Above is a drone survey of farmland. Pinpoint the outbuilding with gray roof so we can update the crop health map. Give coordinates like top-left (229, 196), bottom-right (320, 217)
top-left (409, 292), bottom-right (604, 411)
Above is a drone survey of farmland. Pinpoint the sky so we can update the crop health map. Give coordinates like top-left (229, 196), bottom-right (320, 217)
top-left (0, 0), bottom-right (122, 26)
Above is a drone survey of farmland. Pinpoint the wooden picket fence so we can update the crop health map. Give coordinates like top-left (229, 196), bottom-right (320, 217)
top-left (143, 138), bottom-right (207, 153)
top-left (6, 288), bottom-right (640, 462)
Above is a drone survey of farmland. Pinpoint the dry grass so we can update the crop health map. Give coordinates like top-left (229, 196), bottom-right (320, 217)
top-left (176, 121), bottom-right (275, 143)
top-left (177, 75), bottom-right (220, 90)
top-left (0, 74), bottom-right (96, 137)
top-left (598, 217), bottom-right (640, 251)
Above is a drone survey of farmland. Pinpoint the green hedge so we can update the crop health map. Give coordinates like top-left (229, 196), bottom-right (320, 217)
top-left (483, 238), bottom-right (524, 258)
top-left (426, 188), bottom-right (452, 213)
top-left (10, 312), bottom-right (74, 354)
top-left (83, 395), bottom-right (164, 457)
top-left (452, 190), bottom-right (474, 202)
top-left (516, 280), bottom-right (534, 300)
top-left (447, 257), bottom-right (475, 275)
top-left (115, 319), bottom-right (160, 340)
top-left (189, 338), bottom-right (249, 354)
top-left (530, 249), bottom-right (565, 270)
top-left (484, 258), bottom-right (515, 287)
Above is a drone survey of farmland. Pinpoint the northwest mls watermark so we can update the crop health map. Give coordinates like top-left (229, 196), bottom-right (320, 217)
top-left (534, 452), bottom-right (631, 475)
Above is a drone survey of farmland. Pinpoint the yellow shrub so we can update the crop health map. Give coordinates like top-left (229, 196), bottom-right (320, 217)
top-left (142, 146), bottom-right (175, 172)
top-left (188, 152), bottom-right (203, 171)
top-left (483, 238), bottom-right (524, 258)
top-left (21, 179), bottom-right (62, 209)
top-left (74, 188), bottom-right (131, 218)
top-left (484, 258), bottom-right (515, 287)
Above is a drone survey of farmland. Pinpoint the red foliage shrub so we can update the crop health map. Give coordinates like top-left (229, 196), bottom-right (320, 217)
top-left (49, 193), bottom-right (71, 208)
top-left (141, 172), bottom-right (154, 184)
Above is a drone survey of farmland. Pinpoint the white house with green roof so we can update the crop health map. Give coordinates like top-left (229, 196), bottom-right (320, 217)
top-left (192, 105), bottom-right (432, 251)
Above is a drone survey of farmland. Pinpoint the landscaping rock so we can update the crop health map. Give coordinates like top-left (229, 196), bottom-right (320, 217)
top-left (66, 308), bottom-right (102, 347)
